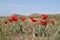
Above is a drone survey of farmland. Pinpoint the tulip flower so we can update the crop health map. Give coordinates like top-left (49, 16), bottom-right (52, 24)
top-left (30, 17), bottom-right (38, 22)
top-left (40, 20), bottom-right (47, 26)
top-left (20, 17), bottom-right (26, 21)
top-left (8, 15), bottom-right (18, 22)
top-left (4, 21), bottom-right (8, 24)
top-left (50, 19), bottom-right (56, 25)
top-left (41, 14), bottom-right (48, 19)
top-left (8, 17), bottom-right (13, 22)
top-left (11, 15), bottom-right (18, 21)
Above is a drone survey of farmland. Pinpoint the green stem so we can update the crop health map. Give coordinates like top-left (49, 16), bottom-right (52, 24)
top-left (32, 28), bottom-right (35, 40)
top-left (38, 25), bottom-right (40, 37)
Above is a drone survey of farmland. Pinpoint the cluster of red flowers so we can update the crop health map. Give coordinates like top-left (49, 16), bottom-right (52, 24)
top-left (8, 15), bottom-right (18, 22)
top-left (30, 14), bottom-right (56, 26)
top-left (40, 14), bottom-right (56, 26)
top-left (4, 15), bottom-right (18, 24)
top-left (4, 14), bottom-right (56, 26)
top-left (40, 14), bottom-right (48, 26)
top-left (4, 15), bottom-right (26, 24)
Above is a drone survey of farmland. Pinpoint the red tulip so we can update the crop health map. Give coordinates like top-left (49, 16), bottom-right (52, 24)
top-left (8, 17), bottom-right (13, 22)
top-left (40, 20), bottom-right (47, 26)
top-left (20, 17), bottom-right (26, 21)
top-left (41, 14), bottom-right (48, 19)
top-left (4, 21), bottom-right (8, 24)
top-left (30, 17), bottom-right (38, 22)
top-left (8, 15), bottom-right (18, 22)
top-left (50, 19), bottom-right (56, 25)
top-left (11, 15), bottom-right (18, 21)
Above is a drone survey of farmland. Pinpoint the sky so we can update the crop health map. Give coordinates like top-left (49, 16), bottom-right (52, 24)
top-left (0, 0), bottom-right (60, 16)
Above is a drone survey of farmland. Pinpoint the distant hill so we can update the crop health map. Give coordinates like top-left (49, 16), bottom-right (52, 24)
top-left (0, 13), bottom-right (60, 19)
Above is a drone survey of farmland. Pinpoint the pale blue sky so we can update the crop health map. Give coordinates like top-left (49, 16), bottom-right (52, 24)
top-left (0, 0), bottom-right (60, 16)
